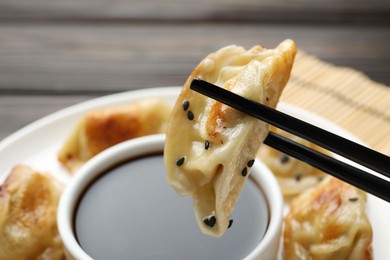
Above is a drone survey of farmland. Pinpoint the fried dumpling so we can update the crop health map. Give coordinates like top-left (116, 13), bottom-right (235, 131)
top-left (283, 176), bottom-right (373, 260)
top-left (0, 165), bottom-right (64, 260)
top-left (58, 98), bottom-right (172, 173)
top-left (164, 40), bottom-right (297, 237)
top-left (257, 126), bottom-right (327, 198)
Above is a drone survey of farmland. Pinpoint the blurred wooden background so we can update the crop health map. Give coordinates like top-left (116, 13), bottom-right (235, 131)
top-left (0, 0), bottom-right (389, 140)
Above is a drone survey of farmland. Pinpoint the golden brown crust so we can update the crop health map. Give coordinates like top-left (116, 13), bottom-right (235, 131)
top-left (283, 177), bottom-right (373, 260)
top-left (0, 165), bottom-right (64, 260)
top-left (58, 98), bottom-right (172, 173)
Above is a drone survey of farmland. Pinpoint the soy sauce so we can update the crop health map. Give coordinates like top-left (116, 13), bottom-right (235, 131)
top-left (75, 154), bottom-right (269, 260)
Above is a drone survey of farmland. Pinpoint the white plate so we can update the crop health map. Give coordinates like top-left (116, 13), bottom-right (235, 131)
top-left (0, 87), bottom-right (389, 259)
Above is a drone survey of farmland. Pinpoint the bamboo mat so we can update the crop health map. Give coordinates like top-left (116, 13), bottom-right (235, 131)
top-left (282, 51), bottom-right (390, 156)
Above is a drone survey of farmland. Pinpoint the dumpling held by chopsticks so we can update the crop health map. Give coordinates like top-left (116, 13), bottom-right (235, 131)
top-left (164, 39), bottom-right (297, 237)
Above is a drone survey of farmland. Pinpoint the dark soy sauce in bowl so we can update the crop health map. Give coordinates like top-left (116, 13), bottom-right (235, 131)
top-left (74, 154), bottom-right (269, 260)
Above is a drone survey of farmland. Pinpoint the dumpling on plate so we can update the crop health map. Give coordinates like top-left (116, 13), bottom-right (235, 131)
top-left (164, 39), bottom-right (297, 237)
top-left (283, 176), bottom-right (373, 260)
top-left (0, 165), bottom-right (64, 260)
top-left (58, 98), bottom-right (172, 173)
top-left (257, 126), bottom-right (328, 198)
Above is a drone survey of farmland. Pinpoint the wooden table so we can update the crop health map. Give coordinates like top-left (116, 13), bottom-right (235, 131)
top-left (1, 0), bottom-right (389, 141)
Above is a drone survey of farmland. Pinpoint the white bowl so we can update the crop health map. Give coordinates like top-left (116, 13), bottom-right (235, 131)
top-left (57, 134), bottom-right (283, 259)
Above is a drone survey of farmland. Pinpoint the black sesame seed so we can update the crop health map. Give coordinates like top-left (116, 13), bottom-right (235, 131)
top-left (318, 177), bottom-right (324, 182)
top-left (228, 219), bottom-right (233, 229)
top-left (205, 140), bottom-right (210, 150)
top-left (349, 197), bottom-right (359, 202)
top-left (241, 167), bottom-right (248, 177)
top-left (295, 173), bottom-right (302, 182)
top-left (203, 215), bottom-right (216, 228)
top-left (247, 159), bottom-right (255, 168)
top-left (187, 111), bottom-right (194, 120)
top-left (176, 156), bottom-right (185, 166)
top-left (182, 100), bottom-right (190, 111)
top-left (280, 154), bottom-right (290, 164)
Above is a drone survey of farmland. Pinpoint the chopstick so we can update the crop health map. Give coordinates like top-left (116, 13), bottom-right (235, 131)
top-left (190, 78), bottom-right (390, 177)
top-left (265, 132), bottom-right (390, 202)
top-left (190, 78), bottom-right (390, 202)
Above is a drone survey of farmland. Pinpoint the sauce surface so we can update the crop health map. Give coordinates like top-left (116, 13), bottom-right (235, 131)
top-left (75, 154), bottom-right (269, 260)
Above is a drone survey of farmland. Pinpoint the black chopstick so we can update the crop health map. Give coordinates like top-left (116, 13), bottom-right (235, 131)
top-left (190, 78), bottom-right (390, 202)
top-left (190, 78), bottom-right (390, 178)
top-left (265, 132), bottom-right (390, 202)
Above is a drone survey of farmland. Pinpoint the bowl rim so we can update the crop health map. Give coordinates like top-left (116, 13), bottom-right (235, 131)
top-left (57, 133), bottom-right (283, 259)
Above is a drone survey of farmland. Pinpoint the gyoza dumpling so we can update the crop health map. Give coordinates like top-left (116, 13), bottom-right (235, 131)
top-left (58, 99), bottom-right (172, 173)
top-left (257, 126), bottom-right (328, 198)
top-left (283, 176), bottom-right (373, 260)
top-left (0, 165), bottom-right (64, 260)
top-left (164, 40), bottom-right (297, 237)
